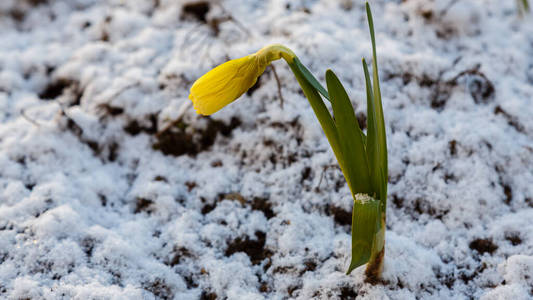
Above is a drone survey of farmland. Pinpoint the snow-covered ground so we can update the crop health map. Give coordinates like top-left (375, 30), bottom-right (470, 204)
top-left (1, 0), bottom-right (533, 299)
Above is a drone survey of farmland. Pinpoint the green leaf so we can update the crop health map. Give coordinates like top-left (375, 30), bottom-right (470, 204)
top-left (360, 129), bottom-right (367, 148)
top-left (292, 58), bottom-right (370, 151)
top-left (287, 62), bottom-right (351, 186)
top-left (346, 196), bottom-right (380, 274)
top-left (293, 58), bottom-right (330, 101)
top-left (362, 58), bottom-right (380, 199)
top-left (379, 167), bottom-right (387, 214)
top-left (326, 69), bottom-right (372, 195)
top-left (368, 199), bottom-right (385, 267)
top-left (366, 2), bottom-right (388, 203)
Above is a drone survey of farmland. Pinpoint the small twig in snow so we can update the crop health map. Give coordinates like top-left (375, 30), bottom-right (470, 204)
top-left (315, 164), bottom-right (339, 192)
top-left (270, 65), bottom-right (284, 110)
top-left (439, 0), bottom-right (459, 18)
top-left (20, 108), bottom-right (41, 127)
top-left (215, 3), bottom-right (251, 37)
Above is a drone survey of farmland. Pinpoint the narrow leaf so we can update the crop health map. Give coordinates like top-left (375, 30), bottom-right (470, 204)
top-left (380, 168), bottom-right (387, 213)
top-left (293, 58), bottom-right (369, 149)
top-left (326, 69), bottom-right (372, 194)
top-left (293, 58), bottom-right (330, 101)
top-left (368, 201), bottom-right (385, 268)
top-left (360, 130), bottom-right (367, 148)
top-left (367, 2), bottom-right (388, 202)
top-left (362, 58), bottom-right (380, 199)
top-left (346, 196), bottom-right (380, 274)
top-left (287, 62), bottom-right (351, 186)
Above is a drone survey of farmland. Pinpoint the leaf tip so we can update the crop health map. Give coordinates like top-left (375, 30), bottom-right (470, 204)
top-left (325, 69), bottom-right (336, 81)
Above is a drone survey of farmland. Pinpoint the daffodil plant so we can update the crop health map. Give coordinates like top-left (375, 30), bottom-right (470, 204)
top-left (189, 3), bottom-right (387, 281)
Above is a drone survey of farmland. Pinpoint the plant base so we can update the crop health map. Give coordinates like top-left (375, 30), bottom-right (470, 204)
top-left (364, 247), bottom-right (384, 284)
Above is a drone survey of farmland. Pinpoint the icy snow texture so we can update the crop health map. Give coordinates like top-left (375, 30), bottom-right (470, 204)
top-left (1, 0), bottom-right (533, 299)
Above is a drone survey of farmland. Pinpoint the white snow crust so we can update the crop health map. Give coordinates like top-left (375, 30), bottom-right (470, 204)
top-left (1, 0), bottom-right (533, 299)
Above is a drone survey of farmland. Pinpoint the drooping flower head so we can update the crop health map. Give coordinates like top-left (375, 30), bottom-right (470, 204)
top-left (188, 44), bottom-right (295, 115)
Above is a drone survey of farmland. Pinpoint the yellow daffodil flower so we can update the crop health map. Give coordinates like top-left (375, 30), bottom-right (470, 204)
top-left (188, 44), bottom-right (296, 115)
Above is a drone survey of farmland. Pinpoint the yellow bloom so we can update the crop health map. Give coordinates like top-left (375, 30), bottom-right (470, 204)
top-left (188, 44), bottom-right (296, 115)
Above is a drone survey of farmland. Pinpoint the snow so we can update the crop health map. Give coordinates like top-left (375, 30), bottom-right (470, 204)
top-left (1, 0), bottom-right (533, 299)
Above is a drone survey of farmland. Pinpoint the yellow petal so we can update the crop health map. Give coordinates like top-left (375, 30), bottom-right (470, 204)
top-left (188, 44), bottom-right (296, 115)
top-left (189, 55), bottom-right (263, 115)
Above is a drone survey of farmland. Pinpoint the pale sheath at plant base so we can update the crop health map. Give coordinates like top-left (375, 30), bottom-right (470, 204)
top-left (188, 3), bottom-right (387, 283)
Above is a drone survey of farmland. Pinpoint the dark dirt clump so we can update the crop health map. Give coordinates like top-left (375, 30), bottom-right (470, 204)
top-left (328, 205), bottom-right (352, 226)
top-left (251, 197), bottom-right (274, 219)
top-left (182, 1), bottom-right (210, 23)
top-left (124, 114), bottom-right (158, 135)
top-left (166, 247), bottom-right (192, 267)
top-left (200, 291), bottom-right (218, 300)
top-left (143, 278), bottom-right (173, 300)
top-left (39, 78), bottom-right (75, 100)
top-left (469, 238), bottom-right (498, 255)
top-left (505, 233), bottom-right (522, 246)
top-left (201, 193), bottom-right (275, 220)
top-left (134, 198), bottom-right (154, 214)
top-left (153, 117), bottom-right (241, 157)
top-left (225, 231), bottom-right (271, 265)
top-left (80, 237), bottom-right (96, 259)
top-left (339, 286), bottom-right (358, 299)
